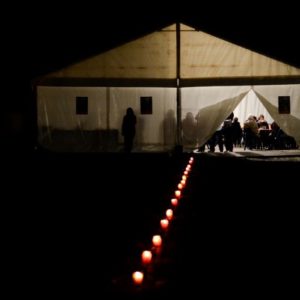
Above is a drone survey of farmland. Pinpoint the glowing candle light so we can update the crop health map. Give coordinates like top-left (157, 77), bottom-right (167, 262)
top-left (181, 179), bottom-right (186, 186)
top-left (177, 183), bottom-right (183, 190)
top-left (175, 190), bottom-right (181, 198)
top-left (152, 235), bottom-right (162, 247)
top-left (166, 208), bottom-right (173, 220)
top-left (132, 271), bottom-right (144, 285)
top-left (182, 175), bottom-right (187, 181)
top-left (190, 157), bottom-right (194, 162)
top-left (141, 250), bottom-right (152, 265)
top-left (171, 198), bottom-right (178, 207)
top-left (160, 219), bottom-right (169, 230)
top-left (184, 171), bottom-right (188, 175)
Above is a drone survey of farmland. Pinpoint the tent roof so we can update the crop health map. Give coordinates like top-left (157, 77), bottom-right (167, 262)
top-left (35, 23), bottom-right (300, 87)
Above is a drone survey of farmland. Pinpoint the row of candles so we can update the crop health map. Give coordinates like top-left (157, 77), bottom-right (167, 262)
top-left (132, 156), bottom-right (194, 286)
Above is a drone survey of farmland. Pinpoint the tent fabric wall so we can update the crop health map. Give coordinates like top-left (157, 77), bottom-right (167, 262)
top-left (181, 86), bottom-right (250, 147)
top-left (38, 86), bottom-right (108, 151)
top-left (38, 86), bottom-right (107, 130)
top-left (254, 84), bottom-right (300, 145)
top-left (37, 84), bottom-right (300, 152)
top-left (233, 89), bottom-right (274, 125)
top-left (109, 88), bottom-right (176, 145)
top-left (37, 86), bottom-right (176, 151)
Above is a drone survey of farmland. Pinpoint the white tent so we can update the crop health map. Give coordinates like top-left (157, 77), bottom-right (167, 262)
top-left (34, 23), bottom-right (300, 151)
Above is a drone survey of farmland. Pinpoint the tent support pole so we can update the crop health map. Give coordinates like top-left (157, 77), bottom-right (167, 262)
top-left (176, 22), bottom-right (182, 152)
top-left (106, 87), bottom-right (110, 130)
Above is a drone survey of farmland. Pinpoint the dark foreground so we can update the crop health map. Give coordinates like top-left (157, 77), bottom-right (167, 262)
top-left (3, 151), bottom-right (299, 298)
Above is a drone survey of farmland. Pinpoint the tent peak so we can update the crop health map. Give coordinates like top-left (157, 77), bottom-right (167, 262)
top-left (161, 23), bottom-right (196, 32)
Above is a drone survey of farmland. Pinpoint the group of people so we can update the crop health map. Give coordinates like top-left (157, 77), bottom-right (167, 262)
top-left (200, 113), bottom-right (298, 152)
top-left (182, 111), bottom-right (243, 152)
top-left (121, 107), bottom-right (297, 153)
top-left (243, 114), bottom-right (297, 150)
top-left (201, 113), bottom-right (242, 153)
top-left (243, 114), bottom-right (269, 150)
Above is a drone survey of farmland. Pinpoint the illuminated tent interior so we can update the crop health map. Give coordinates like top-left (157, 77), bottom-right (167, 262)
top-left (34, 24), bottom-right (300, 152)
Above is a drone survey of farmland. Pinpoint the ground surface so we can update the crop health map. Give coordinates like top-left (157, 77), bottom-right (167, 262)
top-left (3, 151), bottom-right (299, 298)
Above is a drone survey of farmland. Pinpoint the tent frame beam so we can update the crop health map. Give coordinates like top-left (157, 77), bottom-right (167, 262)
top-left (181, 76), bottom-right (300, 87)
top-left (34, 75), bottom-right (300, 88)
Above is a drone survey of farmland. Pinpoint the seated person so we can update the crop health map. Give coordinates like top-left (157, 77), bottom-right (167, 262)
top-left (243, 115), bottom-right (259, 150)
top-left (270, 122), bottom-right (298, 149)
top-left (257, 114), bottom-right (269, 130)
top-left (257, 114), bottom-right (271, 149)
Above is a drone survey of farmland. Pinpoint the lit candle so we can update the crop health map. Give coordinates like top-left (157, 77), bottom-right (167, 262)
top-left (171, 198), bottom-right (178, 207)
top-left (177, 183), bottom-right (183, 190)
top-left (190, 157), bottom-right (194, 161)
top-left (160, 219), bottom-right (169, 230)
top-left (175, 190), bottom-right (181, 198)
top-left (182, 175), bottom-right (187, 181)
top-left (166, 208), bottom-right (173, 220)
top-left (141, 250), bottom-right (152, 265)
top-left (184, 171), bottom-right (188, 175)
top-left (152, 235), bottom-right (162, 247)
top-left (132, 271), bottom-right (144, 285)
top-left (181, 179), bottom-right (186, 186)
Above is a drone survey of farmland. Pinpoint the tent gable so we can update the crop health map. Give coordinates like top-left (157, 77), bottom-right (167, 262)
top-left (37, 23), bottom-right (300, 84)
top-left (43, 26), bottom-right (177, 80)
top-left (181, 26), bottom-right (300, 78)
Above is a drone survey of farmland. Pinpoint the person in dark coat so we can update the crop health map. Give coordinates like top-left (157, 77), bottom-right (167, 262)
top-left (231, 117), bottom-right (242, 147)
top-left (122, 107), bottom-right (136, 153)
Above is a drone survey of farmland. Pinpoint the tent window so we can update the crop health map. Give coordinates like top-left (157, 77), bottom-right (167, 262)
top-left (76, 97), bottom-right (88, 115)
top-left (140, 97), bottom-right (152, 114)
top-left (278, 96), bottom-right (290, 114)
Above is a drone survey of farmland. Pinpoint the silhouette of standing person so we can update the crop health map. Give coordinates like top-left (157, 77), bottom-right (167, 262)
top-left (122, 107), bottom-right (136, 153)
top-left (182, 112), bottom-right (197, 146)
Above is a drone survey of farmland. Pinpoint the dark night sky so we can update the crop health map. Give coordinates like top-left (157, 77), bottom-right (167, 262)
top-left (3, 3), bottom-right (300, 111)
